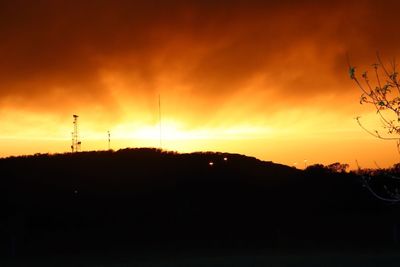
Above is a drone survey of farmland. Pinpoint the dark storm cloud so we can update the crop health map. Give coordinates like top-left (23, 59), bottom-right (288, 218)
top-left (0, 0), bottom-right (399, 114)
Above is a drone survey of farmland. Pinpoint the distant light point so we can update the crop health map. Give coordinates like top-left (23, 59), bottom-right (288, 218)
top-left (209, 161), bottom-right (214, 166)
top-left (223, 157), bottom-right (228, 161)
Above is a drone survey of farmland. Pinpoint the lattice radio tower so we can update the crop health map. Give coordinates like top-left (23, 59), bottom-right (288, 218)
top-left (71, 114), bottom-right (81, 152)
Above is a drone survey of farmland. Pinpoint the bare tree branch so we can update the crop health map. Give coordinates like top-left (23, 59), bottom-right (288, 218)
top-left (350, 54), bottom-right (400, 152)
top-left (351, 54), bottom-right (400, 203)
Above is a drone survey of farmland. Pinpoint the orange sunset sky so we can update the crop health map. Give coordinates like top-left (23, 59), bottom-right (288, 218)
top-left (0, 0), bottom-right (399, 168)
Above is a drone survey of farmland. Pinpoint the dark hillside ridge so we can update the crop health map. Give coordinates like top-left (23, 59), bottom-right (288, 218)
top-left (1, 148), bottom-right (399, 258)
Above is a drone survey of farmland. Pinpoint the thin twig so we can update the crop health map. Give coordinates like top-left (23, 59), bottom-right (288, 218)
top-left (355, 117), bottom-right (400, 140)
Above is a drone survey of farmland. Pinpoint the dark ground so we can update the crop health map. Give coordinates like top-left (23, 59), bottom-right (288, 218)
top-left (1, 148), bottom-right (400, 266)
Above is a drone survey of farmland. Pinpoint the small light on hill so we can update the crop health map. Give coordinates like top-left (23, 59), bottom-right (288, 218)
top-left (209, 161), bottom-right (214, 166)
top-left (223, 157), bottom-right (228, 161)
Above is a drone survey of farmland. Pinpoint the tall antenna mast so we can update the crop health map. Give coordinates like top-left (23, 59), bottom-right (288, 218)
top-left (108, 130), bottom-right (111, 150)
top-left (159, 94), bottom-right (162, 149)
top-left (71, 132), bottom-right (74, 152)
top-left (71, 115), bottom-right (81, 152)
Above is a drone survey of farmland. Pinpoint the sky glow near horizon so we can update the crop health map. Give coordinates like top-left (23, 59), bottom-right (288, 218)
top-left (0, 0), bottom-right (400, 168)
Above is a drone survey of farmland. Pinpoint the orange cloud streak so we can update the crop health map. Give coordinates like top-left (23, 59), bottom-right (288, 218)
top-left (0, 0), bottom-right (399, 168)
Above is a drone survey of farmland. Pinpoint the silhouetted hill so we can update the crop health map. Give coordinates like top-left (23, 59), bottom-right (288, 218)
top-left (1, 148), bottom-right (399, 261)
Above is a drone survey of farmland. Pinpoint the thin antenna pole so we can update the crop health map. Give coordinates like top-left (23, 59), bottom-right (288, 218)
top-left (108, 131), bottom-right (111, 150)
top-left (159, 94), bottom-right (162, 149)
top-left (71, 132), bottom-right (74, 152)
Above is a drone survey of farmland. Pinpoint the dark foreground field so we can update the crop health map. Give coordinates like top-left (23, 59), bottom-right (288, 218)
top-left (5, 249), bottom-right (400, 266)
top-left (2, 148), bottom-right (400, 266)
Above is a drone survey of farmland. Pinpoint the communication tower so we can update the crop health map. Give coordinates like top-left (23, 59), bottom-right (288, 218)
top-left (71, 114), bottom-right (81, 152)
top-left (108, 131), bottom-right (111, 150)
